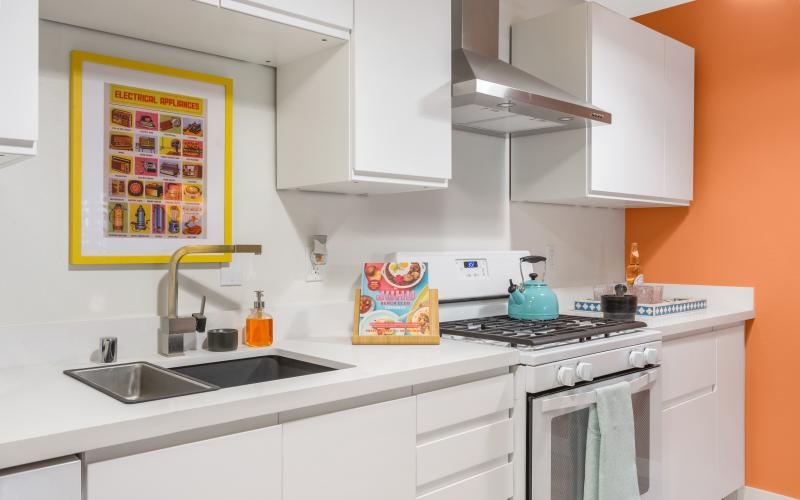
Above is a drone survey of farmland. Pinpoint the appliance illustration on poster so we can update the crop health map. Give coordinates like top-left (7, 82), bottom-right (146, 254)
top-left (104, 83), bottom-right (207, 240)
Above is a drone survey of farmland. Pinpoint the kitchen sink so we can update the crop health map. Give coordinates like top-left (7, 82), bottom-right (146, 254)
top-left (64, 362), bottom-right (218, 404)
top-left (172, 355), bottom-right (336, 389)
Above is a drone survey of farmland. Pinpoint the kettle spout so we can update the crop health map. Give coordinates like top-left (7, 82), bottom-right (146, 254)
top-left (509, 288), bottom-right (526, 305)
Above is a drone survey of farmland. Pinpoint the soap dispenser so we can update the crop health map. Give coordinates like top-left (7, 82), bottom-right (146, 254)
top-left (245, 290), bottom-right (273, 347)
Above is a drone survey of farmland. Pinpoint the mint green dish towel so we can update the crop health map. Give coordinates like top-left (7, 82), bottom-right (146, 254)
top-left (583, 381), bottom-right (641, 500)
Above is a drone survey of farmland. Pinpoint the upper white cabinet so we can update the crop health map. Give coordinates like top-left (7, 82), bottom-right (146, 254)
top-left (277, 0), bottom-right (452, 194)
top-left (86, 426), bottom-right (283, 500)
top-left (221, 0), bottom-right (352, 39)
top-left (0, 0), bottom-right (38, 167)
top-left (283, 397), bottom-right (417, 500)
top-left (510, 3), bottom-right (695, 207)
top-left (40, 0), bottom-right (346, 67)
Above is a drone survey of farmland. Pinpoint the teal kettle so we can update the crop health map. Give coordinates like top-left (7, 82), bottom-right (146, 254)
top-left (507, 256), bottom-right (559, 321)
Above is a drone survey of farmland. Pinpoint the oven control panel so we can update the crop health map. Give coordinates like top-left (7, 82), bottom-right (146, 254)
top-left (456, 258), bottom-right (488, 279)
top-left (389, 250), bottom-right (530, 301)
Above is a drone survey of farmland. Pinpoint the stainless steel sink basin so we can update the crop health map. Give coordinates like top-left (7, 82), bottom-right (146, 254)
top-left (64, 362), bottom-right (218, 404)
top-left (172, 355), bottom-right (336, 389)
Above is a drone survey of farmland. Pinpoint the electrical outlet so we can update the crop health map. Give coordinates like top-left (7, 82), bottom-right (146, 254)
top-left (546, 244), bottom-right (556, 269)
top-left (220, 254), bottom-right (243, 286)
top-left (305, 247), bottom-right (325, 282)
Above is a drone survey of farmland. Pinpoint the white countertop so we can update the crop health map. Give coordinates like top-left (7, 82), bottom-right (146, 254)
top-left (0, 337), bottom-right (516, 469)
top-left (0, 283), bottom-right (754, 470)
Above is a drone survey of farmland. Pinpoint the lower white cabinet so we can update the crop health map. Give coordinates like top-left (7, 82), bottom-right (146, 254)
top-left (86, 426), bottom-right (282, 500)
top-left (661, 325), bottom-right (745, 499)
top-left (283, 397), bottom-right (417, 500)
top-left (663, 392), bottom-right (718, 500)
top-left (0, 456), bottom-right (81, 500)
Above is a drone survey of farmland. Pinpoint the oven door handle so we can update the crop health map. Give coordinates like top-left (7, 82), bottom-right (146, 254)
top-left (540, 369), bottom-right (659, 413)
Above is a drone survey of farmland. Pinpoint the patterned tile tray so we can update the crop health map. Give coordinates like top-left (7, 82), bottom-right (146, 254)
top-left (574, 298), bottom-right (708, 317)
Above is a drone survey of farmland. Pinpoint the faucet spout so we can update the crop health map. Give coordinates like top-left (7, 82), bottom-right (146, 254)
top-left (167, 244), bottom-right (262, 319)
top-left (160, 244), bottom-right (262, 356)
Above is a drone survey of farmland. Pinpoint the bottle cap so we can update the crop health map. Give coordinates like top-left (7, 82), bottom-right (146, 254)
top-left (254, 290), bottom-right (265, 310)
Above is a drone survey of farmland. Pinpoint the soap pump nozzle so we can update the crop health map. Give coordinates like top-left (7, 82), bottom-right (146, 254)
top-left (254, 290), bottom-right (265, 310)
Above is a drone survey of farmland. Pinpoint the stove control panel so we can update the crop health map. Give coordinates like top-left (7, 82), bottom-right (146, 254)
top-left (390, 250), bottom-right (530, 301)
top-left (456, 258), bottom-right (488, 279)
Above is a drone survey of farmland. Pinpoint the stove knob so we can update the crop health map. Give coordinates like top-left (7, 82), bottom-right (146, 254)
top-left (644, 347), bottom-right (659, 365)
top-left (629, 350), bottom-right (647, 369)
top-left (576, 362), bottom-right (594, 382)
top-left (557, 366), bottom-right (577, 387)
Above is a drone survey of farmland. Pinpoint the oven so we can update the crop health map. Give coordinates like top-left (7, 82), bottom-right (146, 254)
top-left (527, 367), bottom-right (662, 500)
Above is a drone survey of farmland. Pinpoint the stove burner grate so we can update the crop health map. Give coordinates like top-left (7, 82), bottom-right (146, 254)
top-left (440, 315), bottom-right (647, 347)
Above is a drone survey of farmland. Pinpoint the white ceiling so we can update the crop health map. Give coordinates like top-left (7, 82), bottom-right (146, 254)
top-left (592, 0), bottom-right (694, 18)
top-left (504, 0), bottom-right (694, 20)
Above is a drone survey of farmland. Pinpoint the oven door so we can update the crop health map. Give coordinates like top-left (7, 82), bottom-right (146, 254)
top-left (527, 368), bottom-right (661, 500)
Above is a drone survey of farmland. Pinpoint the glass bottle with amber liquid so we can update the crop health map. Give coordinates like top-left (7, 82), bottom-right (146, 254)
top-left (245, 290), bottom-right (273, 347)
top-left (626, 242), bottom-right (642, 286)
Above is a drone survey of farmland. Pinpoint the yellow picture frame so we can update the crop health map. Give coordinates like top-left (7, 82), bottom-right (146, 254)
top-left (69, 51), bottom-right (233, 265)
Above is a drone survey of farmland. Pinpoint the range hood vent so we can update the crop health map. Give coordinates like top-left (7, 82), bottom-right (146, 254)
top-left (452, 0), bottom-right (611, 137)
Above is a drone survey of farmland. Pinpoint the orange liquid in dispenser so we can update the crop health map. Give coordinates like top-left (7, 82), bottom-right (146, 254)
top-left (245, 313), bottom-right (273, 347)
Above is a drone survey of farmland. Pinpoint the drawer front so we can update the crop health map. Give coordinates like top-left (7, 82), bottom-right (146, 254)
top-left (662, 332), bottom-right (716, 406)
top-left (417, 374), bottom-right (513, 434)
top-left (417, 418), bottom-right (513, 486)
top-left (418, 462), bottom-right (513, 500)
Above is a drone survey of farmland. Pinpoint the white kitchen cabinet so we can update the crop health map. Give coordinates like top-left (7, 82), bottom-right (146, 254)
top-left (715, 325), bottom-right (746, 499)
top-left (661, 325), bottom-right (746, 500)
top-left (663, 392), bottom-right (718, 500)
top-left (0, 0), bottom-right (38, 167)
top-left (221, 0), bottom-right (352, 39)
top-left (86, 426), bottom-right (282, 500)
top-left (510, 2), bottom-right (695, 207)
top-left (277, 0), bottom-right (452, 194)
top-left (0, 456), bottom-right (81, 500)
top-left (40, 0), bottom-right (345, 68)
top-left (283, 397), bottom-right (417, 500)
top-left (415, 374), bottom-right (514, 500)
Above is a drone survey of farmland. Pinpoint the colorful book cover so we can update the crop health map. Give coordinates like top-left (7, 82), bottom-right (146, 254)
top-left (358, 262), bottom-right (431, 337)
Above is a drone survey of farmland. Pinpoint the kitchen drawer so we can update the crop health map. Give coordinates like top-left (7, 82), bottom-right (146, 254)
top-left (417, 418), bottom-right (513, 486)
top-left (417, 374), bottom-right (513, 434)
top-left (418, 462), bottom-right (513, 500)
top-left (662, 332), bottom-right (716, 407)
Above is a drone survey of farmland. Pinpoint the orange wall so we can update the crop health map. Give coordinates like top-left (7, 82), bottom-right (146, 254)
top-left (629, 0), bottom-right (800, 496)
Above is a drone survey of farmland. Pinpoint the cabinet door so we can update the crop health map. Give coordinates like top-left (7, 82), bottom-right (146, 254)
top-left (87, 426), bottom-right (282, 500)
top-left (0, 0), bottom-right (38, 153)
top-left (350, 0), bottom-right (451, 182)
top-left (662, 393), bottom-right (717, 500)
top-left (664, 37), bottom-right (695, 202)
top-left (223, 0), bottom-right (352, 30)
top-left (0, 456), bottom-right (80, 500)
top-left (716, 325), bottom-right (745, 497)
top-left (283, 397), bottom-right (416, 500)
top-left (589, 4), bottom-right (665, 199)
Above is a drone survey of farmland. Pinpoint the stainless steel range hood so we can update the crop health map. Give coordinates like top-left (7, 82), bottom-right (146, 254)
top-left (452, 0), bottom-right (611, 137)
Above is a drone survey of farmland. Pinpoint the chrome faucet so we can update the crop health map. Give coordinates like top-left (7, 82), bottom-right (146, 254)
top-left (159, 244), bottom-right (262, 356)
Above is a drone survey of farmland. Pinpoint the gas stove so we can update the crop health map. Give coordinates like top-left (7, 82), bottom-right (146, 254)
top-left (440, 314), bottom-right (647, 349)
top-left (391, 250), bottom-right (663, 500)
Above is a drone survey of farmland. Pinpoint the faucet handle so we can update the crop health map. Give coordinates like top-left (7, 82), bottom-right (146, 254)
top-left (100, 337), bottom-right (117, 363)
top-left (192, 295), bottom-right (207, 333)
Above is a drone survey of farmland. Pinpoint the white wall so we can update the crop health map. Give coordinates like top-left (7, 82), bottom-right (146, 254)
top-left (0, 20), bottom-right (623, 329)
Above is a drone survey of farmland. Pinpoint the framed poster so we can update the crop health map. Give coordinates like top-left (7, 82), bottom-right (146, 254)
top-left (70, 51), bottom-right (232, 264)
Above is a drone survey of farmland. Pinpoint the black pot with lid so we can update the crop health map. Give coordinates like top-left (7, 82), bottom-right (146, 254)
top-left (601, 284), bottom-right (638, 320)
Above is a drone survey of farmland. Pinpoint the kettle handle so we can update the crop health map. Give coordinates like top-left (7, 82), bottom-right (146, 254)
top-left (520, 255), bottom-right (547, 283)
top-left (521, 256), bottom-right (547, 264)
